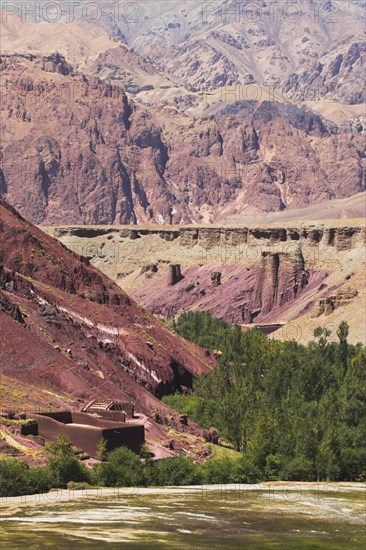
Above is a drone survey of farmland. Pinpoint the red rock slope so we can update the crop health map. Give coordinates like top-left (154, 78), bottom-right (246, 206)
top-left (1, 53), bottom-right (365, 225)
top-left (0, 199), bottom-right (213, 420)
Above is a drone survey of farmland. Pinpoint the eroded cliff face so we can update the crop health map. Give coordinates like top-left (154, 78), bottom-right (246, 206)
top-left (53, 223), bottom-right (366, 256)
top-left (253, 249), bottom-right (309, 318)
top-left (284, 41), bottom-right (366, 104)
top-left (1, 54), bottom-right (365, 225)
top-left (47, 222), bottom-right (365, 343)
top-left (0, 54), bottom-right (174, 226)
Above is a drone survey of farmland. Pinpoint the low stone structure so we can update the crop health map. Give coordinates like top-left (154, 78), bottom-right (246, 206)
top-left (26, 411), bottom-right (144, 458)
top-left (82, 400), bottom-right (135, 419)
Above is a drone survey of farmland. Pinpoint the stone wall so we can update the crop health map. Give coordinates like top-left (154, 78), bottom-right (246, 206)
top-left (29, 412), bottom-right (144, 457)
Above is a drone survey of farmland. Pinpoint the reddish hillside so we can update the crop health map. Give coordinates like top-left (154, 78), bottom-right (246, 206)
top-left (0, 199), bottom-right (214, 453)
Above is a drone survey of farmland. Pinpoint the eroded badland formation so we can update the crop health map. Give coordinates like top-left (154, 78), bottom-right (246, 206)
top-left (46, 219), bottom-right (366, 346)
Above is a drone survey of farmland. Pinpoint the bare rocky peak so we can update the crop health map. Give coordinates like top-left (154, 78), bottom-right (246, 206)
top-left (284, 38), bottom-right (366, 104)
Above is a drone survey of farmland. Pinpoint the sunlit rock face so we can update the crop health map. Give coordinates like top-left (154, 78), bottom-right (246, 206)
top-left (1, 53), bottom-right (365, 226)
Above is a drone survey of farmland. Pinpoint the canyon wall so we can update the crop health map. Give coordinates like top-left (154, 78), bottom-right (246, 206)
top-left (52, 223), bottom-right (366, 268)
top-left (46, 222), bottom-right (365, 345)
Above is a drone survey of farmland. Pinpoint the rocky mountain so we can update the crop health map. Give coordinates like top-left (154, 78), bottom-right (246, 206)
top-left (0, 2), bottom-right (365, 223)
top-left (0, 198), bottom-right (214, 456)
top-left (0, 53), bottom-right (365, 225)
top-left (3, 2), bottom-right (364, 102)
top-left (284, 39), bottom-right (366, 104)
top-left (102, 0), bottom-right (365, 97)
top-left (0, 53), bottom-right (174, 225)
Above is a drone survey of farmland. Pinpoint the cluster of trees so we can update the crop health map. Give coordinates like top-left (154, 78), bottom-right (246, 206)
top-left (0, 434), bottom-right (90, 497)
top-left (165, 312), bottom-right (366, 482)
top-left (0, 437), bottom-right (260, 497)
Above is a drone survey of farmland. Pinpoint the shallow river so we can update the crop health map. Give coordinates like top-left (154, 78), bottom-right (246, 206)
top-left (1, 484), bottom-right (365, 549)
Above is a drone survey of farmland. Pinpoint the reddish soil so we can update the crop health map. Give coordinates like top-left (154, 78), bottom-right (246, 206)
top-left (0, 199), bottom-right (215, 456)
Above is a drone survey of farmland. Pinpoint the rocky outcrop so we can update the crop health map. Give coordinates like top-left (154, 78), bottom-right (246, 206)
top-left (133, 254), bottom-right (326, 328)
top-left (0, 52), bottom-right (73, 76)
top-left (140, 264), bottom-right (158, 276)
top-left (0, 265), bottom-right (16, 292)
top-left (284, 41), bottom-right (366, 104)
top-left (53, 224), bottom-right (366, 261)
top-left (210, 272), bottom-right (221, 286)
top-left (312, 286), bottom-right (359, 317)
top-left (168, 265), bottom-right (183, 286)
top-left (254, 249), bottom-right (309, 316)
top-left (0, 291), bottom-right (24, 324)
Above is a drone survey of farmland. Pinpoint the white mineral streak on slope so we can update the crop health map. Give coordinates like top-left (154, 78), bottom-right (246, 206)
top-left (125, 351), bottom-right (162, 384)
top-left (134, 323), bottom-right (154, 329)
top-left (35, 295), bottom-right (50, 307)
top-left (96, 324), bottom-right (119, 335)
top-left (57, 307), bottom-right (125, 340)
top-left (58, 306), bottom-right (94, 327)
top-left (57, 308), bottom-right (162, 382)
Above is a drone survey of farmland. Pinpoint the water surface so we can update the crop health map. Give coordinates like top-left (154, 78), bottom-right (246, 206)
top-left (1, 484), bottom-right (365, 549)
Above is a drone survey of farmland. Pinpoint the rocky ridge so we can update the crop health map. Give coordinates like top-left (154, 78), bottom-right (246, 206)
top-left (1, 54), bottom-right (365, 225)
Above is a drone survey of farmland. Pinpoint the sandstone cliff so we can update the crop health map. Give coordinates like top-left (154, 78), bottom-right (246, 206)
top-left (46, 222), bottom-right (366, 344)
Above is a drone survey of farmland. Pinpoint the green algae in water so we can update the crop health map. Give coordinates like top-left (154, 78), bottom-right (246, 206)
top-left (1, 488), bottom-right (365, 549)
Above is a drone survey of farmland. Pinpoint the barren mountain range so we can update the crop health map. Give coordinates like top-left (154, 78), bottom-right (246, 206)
top-left (0, 1), bottom-right (365, 224)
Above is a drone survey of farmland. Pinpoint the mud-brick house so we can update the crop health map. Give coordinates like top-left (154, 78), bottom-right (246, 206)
top-left (24, 411), bottom-right (144, 458)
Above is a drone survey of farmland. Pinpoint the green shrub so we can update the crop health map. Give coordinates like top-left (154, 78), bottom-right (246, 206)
top-left (96, 438), bottom-right (108, 461)
top-left (0, 459), bottom-right (31, 497)
top-left (201, 457), bottom-right (238, 484)
top-left (47, 455), bottom-right (90, 488)
top-left (27, 467), bottom-right (53, 494)
top-left (46, 434), bottom-right (90, 488)
top-left (146, 455), bottom-right (202, 486)
top-left (264, 454), bottom-right (284, 480)
top-left (139, 443), bottom-right (154, 460)
top-left (92, 446), bottom-right (144, 487)
top-left (234, 456), bottom-right (262, 484)
top-left (281, 456), bottom-right (315, 482)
